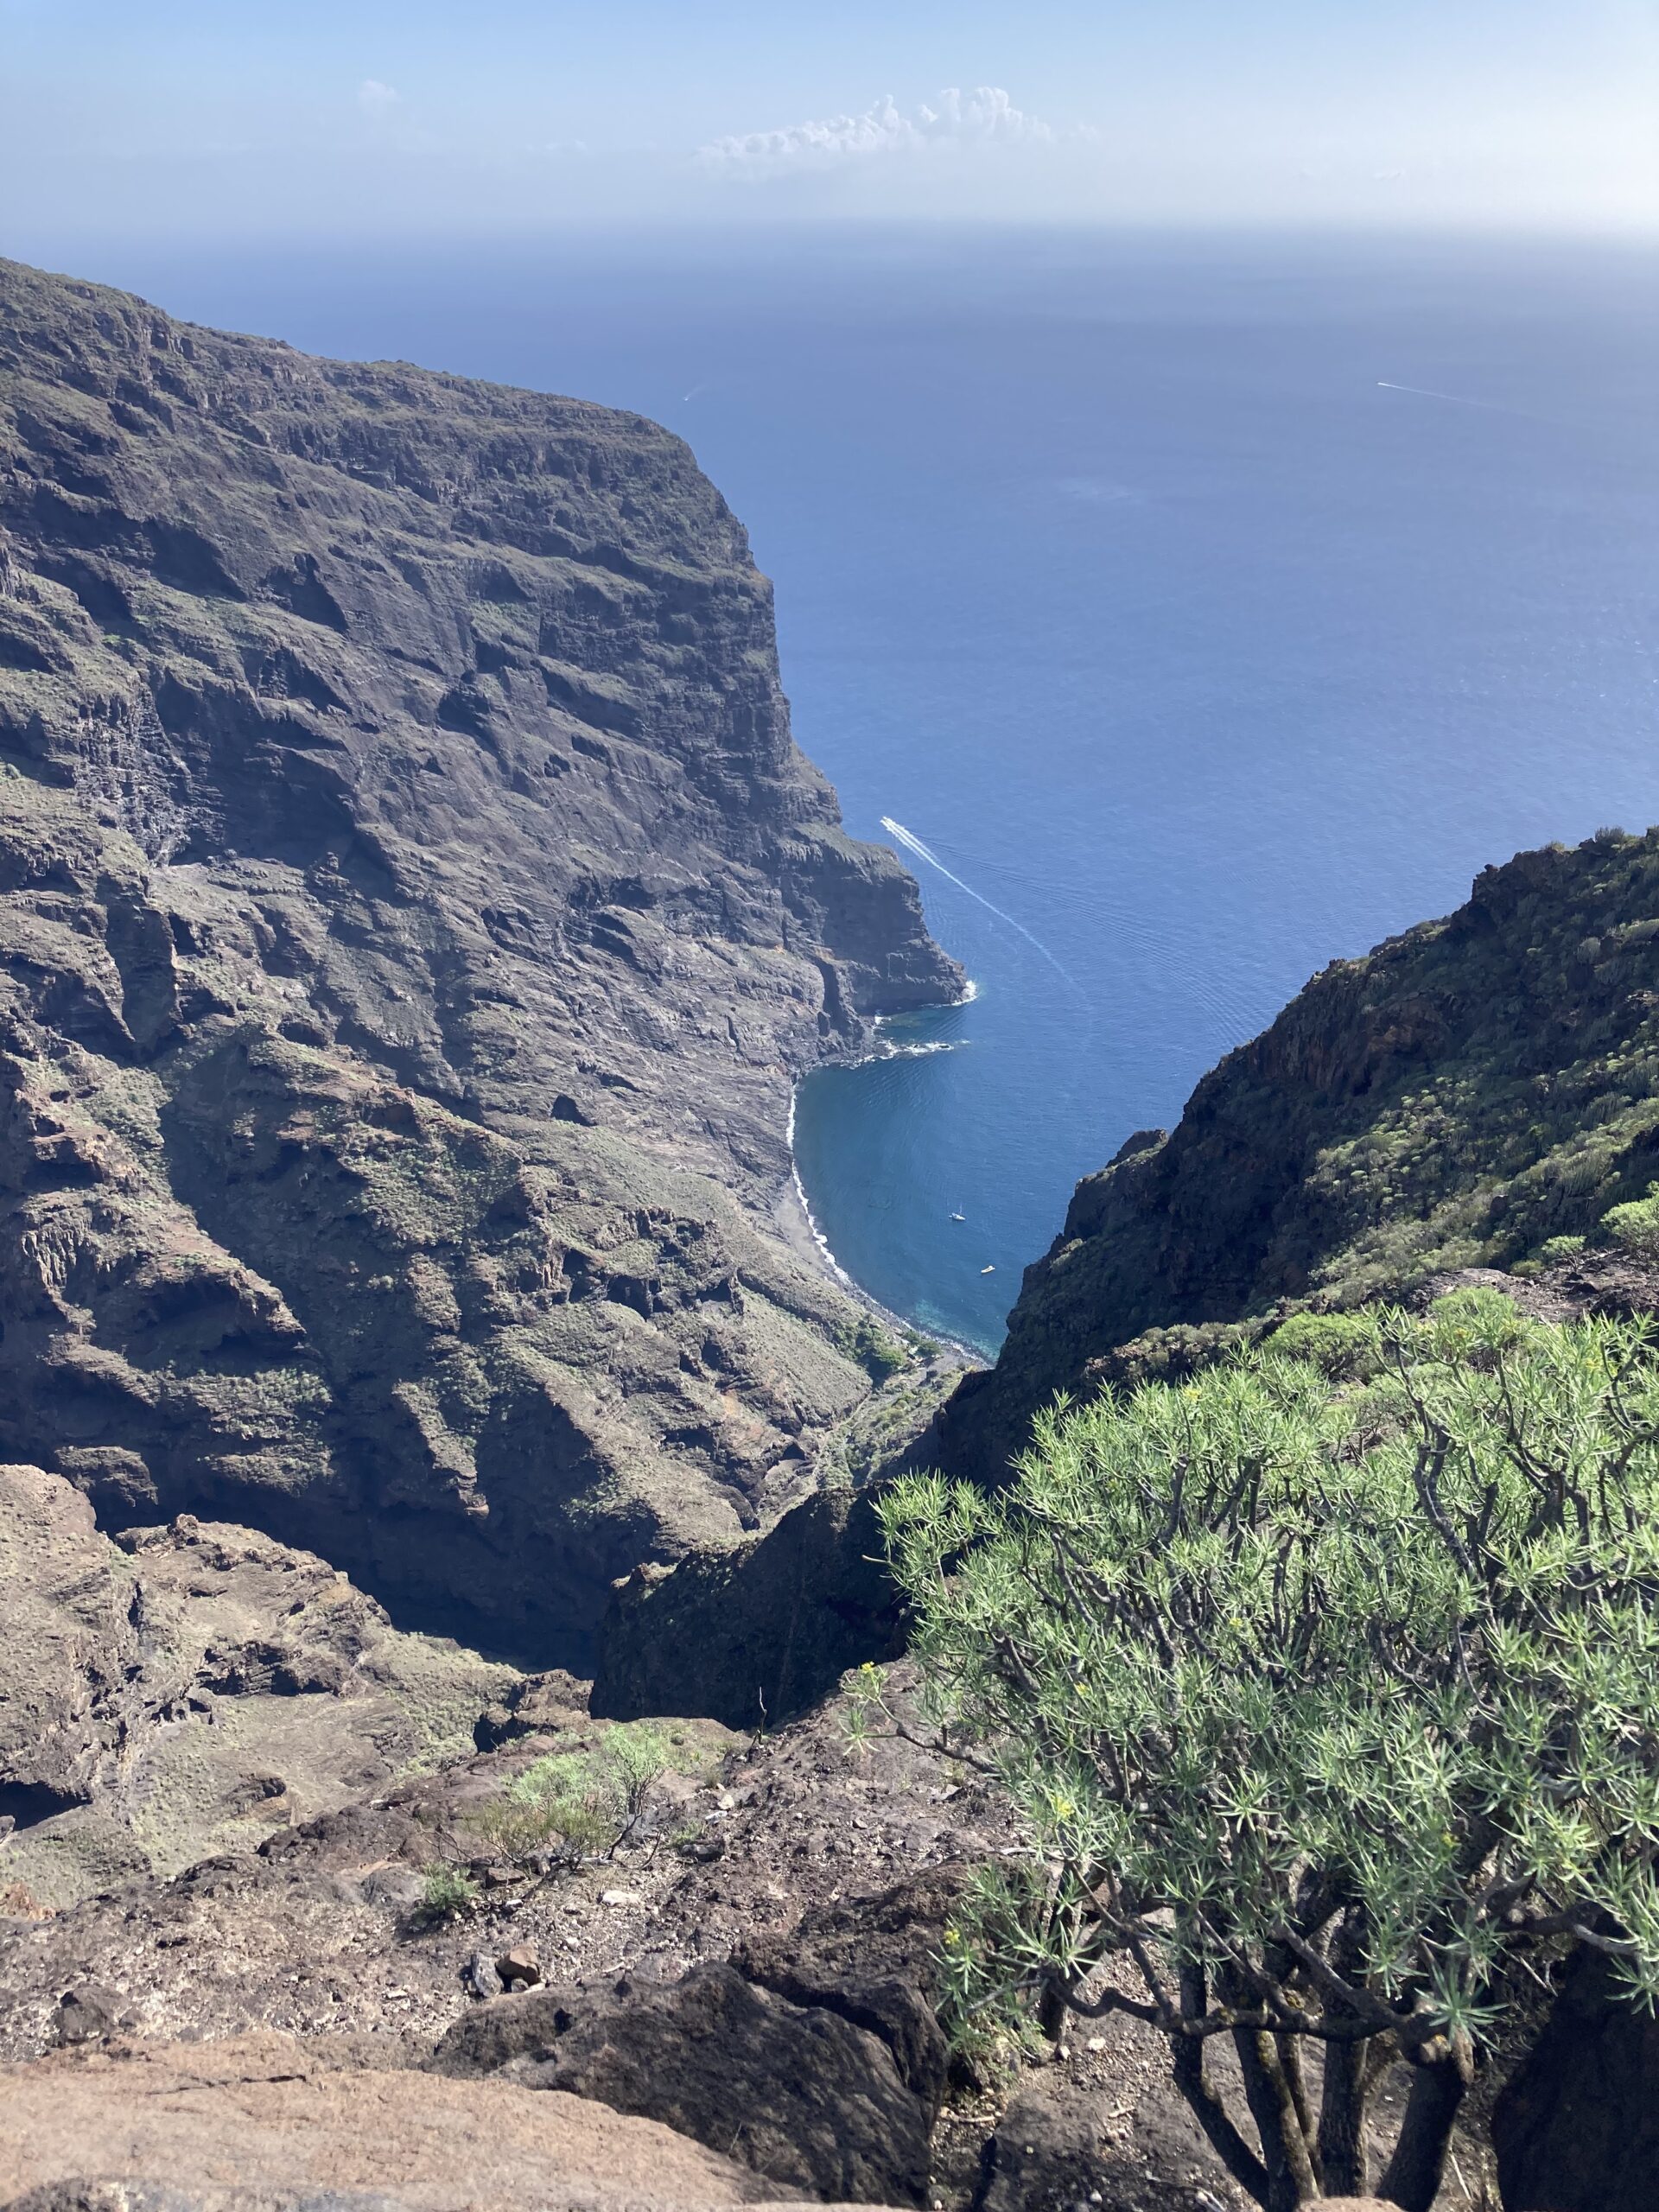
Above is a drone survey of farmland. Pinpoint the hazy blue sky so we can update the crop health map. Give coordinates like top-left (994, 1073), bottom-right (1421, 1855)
top-left (3, 0), bottom-right (1656, 245)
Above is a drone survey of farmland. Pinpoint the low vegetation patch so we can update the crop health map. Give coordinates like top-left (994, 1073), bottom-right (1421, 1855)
top-left (838, 1311), bottom-right (908, 1382)
top-left (417, 1862), bottom-right (481, 1922)
top-left (1599, 1179), bottom-right (1659, 1255)
top-left (467, 1722), bottom-right (702, 1868)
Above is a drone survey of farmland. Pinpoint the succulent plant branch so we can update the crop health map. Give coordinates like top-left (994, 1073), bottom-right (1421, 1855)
top-left (868, 1290), bottom-right (1659, 2212)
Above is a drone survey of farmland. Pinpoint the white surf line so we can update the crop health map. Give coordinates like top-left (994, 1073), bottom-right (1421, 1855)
top-left (785, 1085), bottom-right (851, 1284)
top-left (880, 816), bottom-right (1075, 985)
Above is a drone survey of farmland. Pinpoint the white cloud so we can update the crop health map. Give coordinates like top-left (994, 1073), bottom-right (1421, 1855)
top-left (697, 87), bottom-right (1058, 177)
top-left (357, 79), bottom-right (401, 114)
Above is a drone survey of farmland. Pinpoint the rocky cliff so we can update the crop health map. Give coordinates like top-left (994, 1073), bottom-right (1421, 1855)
top-left (0, 1459), bottom-right (518, 1908)
top-left (0, 256), bottom-right (961, 1667)
top-left (940, 828), bottom-right (1659, 1482)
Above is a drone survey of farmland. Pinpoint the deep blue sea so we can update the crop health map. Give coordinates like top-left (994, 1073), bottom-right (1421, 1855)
top-left (50, 229), bottom-right (1659, 1351)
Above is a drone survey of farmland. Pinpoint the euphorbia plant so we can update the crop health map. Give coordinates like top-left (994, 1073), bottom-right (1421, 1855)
top-left (876, 1292), bottom-right (1659, 2211)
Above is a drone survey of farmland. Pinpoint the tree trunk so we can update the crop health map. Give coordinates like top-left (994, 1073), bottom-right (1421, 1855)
top-left (1167, 1965), bottom-right (1271, 2207)
top-left (1378, 2040), bottom-right (1471, 2212)
top-left (1037, 1974), bottom-right (1069, 2044)
top-left (1277, 2032), bottom-right (1319, 2179)
top-left (1315, 2035), bottom-right (1370, 2198)
top-left (1231, 2024), bottom-right (1321, 2211)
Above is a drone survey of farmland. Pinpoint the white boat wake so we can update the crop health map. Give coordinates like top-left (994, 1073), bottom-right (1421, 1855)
top-left (880, 816), bottom-right (1073, 983)
top-left (1376, 379), bottom-right (1538, 421)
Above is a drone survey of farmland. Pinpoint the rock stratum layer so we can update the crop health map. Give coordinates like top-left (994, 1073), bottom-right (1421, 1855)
top-left (942, 828), bottom-right (1659, 1483)
top-left (0, 256), bottom-right (960, 1666)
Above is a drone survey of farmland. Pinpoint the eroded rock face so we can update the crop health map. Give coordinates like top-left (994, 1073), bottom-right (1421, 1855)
top-left (0, 1461), bottom-right (513, 1905)
top-left (970, 2076), bottom-right (1245, 2212)
top-left (594, 1484), bottom-right (906, 1730)
top-left (0, 256), bottom-right (961, 1665)
top-left (734, 1869), bottom-right (963, 2123)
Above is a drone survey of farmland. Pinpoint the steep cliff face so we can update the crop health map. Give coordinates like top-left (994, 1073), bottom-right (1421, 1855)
top-left (0, 257), bottom-right (961, 1663)
top-left (941, 829), bottom-right (1659, 1483)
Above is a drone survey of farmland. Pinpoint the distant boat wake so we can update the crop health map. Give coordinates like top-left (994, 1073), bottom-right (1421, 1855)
top-left (1376, 379), bottom-right (1527, 418)
top-left (880, 816), bottom-right (1074, 984)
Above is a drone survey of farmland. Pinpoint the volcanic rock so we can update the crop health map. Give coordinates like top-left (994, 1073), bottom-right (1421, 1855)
top-left (1491, 1945), bottom-right (1659, 2212)
top-left (0, 2031), bottom-right (799, 2212)
top-left (0, 254), bottom-right (961, 1672)
top-left (0, 1459), bottom-right (512, 1906)
top-left (429, 1961), bottom-right (931, 2205)
top-left (734, 1868), bottom-right (962, 2120)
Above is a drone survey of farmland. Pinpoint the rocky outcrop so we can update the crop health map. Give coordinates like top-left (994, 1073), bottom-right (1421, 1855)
top-left (734, 1870), bottom-right (962, 2125)
top-left (594, 1484), bottom-right (905, 1730)
top-left (970, 2075), bottom-right (1246, 2212)
top-left (0, 2031), bottom-right (790, 2212)
top-left (430, 1961), bottom-right (932, 2205)
top-left (0, 256), bottom-right (960, 1665)
top-left (941, 830), bottom-right (1659, 1484)
top-left (1491, 1948), bottom-right (1659, 2212)
top-left (0, 1461), bottom-right (512, 1905)
top-left (426, 1857), bottom-right (962, 2208)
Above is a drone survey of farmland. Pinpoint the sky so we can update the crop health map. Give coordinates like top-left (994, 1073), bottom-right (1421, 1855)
top-left (2, 0), bottom-right (1656, 248)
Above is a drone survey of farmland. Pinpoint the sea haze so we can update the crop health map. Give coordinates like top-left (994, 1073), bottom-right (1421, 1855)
top-left (62, 228), bottom-right (1659, 1353)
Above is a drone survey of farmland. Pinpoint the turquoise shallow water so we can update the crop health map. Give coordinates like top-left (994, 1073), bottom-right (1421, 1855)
top-left (51, 227), bottom-right (1659, 1353)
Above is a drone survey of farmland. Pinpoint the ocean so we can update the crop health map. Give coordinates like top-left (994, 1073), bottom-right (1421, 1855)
top-left (56, 227), bottom-right (1659, 1352)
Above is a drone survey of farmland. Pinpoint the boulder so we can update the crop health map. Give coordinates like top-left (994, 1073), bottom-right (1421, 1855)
top-left (460, 1951), bottom-right (503, 2002)
top-left (734, 1867), bottom-right (962, 2120)
top-left (429, 1960), bottom-right (931, 2205)
top-left (50, 1988), bottom-right (119, 2049)
top-left (971, 2076), bottom-right (1242, 2212)
top-left (0, 2029), bottom-right (786, 2212)
top-left (1491, 1947), bottom-right (1659, 2211)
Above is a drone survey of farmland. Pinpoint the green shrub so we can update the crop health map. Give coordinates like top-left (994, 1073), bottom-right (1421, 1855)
top-left (839, 1311), bottom-right (907, 1382)
top-left (418, 1862), bottom-right (480, 1920)
top-left (1262, 1306), bottom-right (1380, 1378)
top-left (1534, 1233), bottom-right (1586, 1264)
top-left (469, 1723), bottom-right (677, 1867)
top-left (880, 1296), bottom-right (1659, 2212)
top-left (1599, 1182), bottom-right (1659, 1253)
